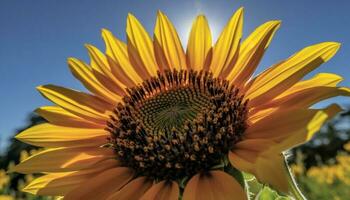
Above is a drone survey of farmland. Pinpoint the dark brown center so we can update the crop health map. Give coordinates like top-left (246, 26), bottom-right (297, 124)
top-left (107, 69), bottom-right (248, 181)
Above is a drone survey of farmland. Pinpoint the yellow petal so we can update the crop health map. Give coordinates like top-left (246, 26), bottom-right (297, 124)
top-left (277, 73), bottom-right (343, 98)
top-left (15, 123), bottom-right (108, 148)
top-left (210, 8), bottom-right (243, 77)
top-left (106, 177), bottom-right (153, 200)
top-left (140, 180), bottom-right (179, 200)
top-left (106, 55), bottom-right (136, 88)
top-left (251, 73), bottom-right (344, 112)
top-left (126, 14), bottom-right (159, 77)
top-left (12, 147), bottom-right (114, 173)
top-left (186, 15), bottom-right (212, 71)
top-left (264, 86), bottom-right (350, 109)
top-left (37, 85), bottom-right (112, 124)
top-left (101, 30), bottom-right (144, 84)
top-left (247, 107), bottom-right (279, 124)
top-left (64, 167), bottom-right (134, 200)
top-left (36, 106), bottom-right (104, 128)
top-left (229, 143), bottom-right (289, 193)
top-left (86, 44), bottom-right (134, 89)
top-left (245, 42), bottom-right (341, 107)
top-left (255, 153), bottom-right (289, 193)
top-left (226, 20), bottom-right (281, 85)
top-left (183, 171), bottom-right (246, 200)
top-left (22, 159), bottom-right (119, 196)
top-left (271, 104), bottom-right (342, 152)
top-left (85, 44), bottom-right (110, 73)
top-left (228, 151), bottom-right (255, 174)
top-left (246, 104), bottom-right (342, 151)
top-left (68, 57), bottom-right (122, 103)
top-left (154, 11), bottom-right (187, 71)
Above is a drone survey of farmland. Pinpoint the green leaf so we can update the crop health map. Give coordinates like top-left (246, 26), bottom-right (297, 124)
top-left (257, 187), bottom-right (280, 200)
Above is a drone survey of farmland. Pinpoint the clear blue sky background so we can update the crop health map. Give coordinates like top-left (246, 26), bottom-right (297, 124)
top-left (1, 0), bottom-right (349, 151)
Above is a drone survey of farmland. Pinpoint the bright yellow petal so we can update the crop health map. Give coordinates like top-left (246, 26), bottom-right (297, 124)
top-left (246, 104), bottom-right (342, 151)
top-left (37, 85), bottom-right (112, 124)
top-left (140, 180), bottom-right (179, 200)
top-left (210, 8), bottom-right (243, 77)
top-left (250, 73), bottom-right (344, 112)
top-left (183, 171), bottom-right (246, 200)
top-left (106, 177), bottom-right (153, 200)
top-left (22, 159), bottom-right (119, 196)
top-left (101, 30), bottom-right (144, 84)
top-left (64, 167), bottom-right (134, 200)
top-left (225, 20), bottom-right (280, 85)
top-left (86, 44), bottom-right (135, 89)
top-left (264, 86), bottom-right (350, 109)
top-left (276, 73), bottom-right (343, 98)
top-left (15, 123), bottom-right (108, 148)
top-left (126, 14), bottom-right (159, 77)
top-left (12, 147), bottom-right (114, 173)
top-left (154, 11), bottom-right (187, 71)
top-left (106, 55), bottom-right (137, 88)
top-left (245, 42), bottom-right (340, 107)
top-left (68, 57), bottom-right (123, 103)
top-left (186, 15), bottom-right (212, 71)
top-left (270, 104), bottom-right (342, 152)
top-left (36, 106), bottom-right (104, 128)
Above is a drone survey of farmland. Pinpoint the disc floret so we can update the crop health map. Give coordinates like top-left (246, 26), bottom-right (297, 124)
top-left (107, 69), bottom-right (248, 180)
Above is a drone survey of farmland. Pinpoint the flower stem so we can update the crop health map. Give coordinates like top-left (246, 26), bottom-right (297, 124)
top-left (282, 153), bottom-right (307, 200)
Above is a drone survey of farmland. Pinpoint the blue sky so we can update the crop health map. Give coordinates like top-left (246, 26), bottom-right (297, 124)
top-left (0, 0), bottom-right (349, 151)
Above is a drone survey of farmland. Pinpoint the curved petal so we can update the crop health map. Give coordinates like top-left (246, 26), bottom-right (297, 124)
top-left (225, 20), bottom-right (281, 85)
top-left (22, 159), bottom-right (119, 196)
top-left (229, 139), bottom-right (275, 172)
top-left (106, 55), bottom-right (136, 88)
top-left (183, 170), bottom-right (246, 200)
top-left (11, 147), bottom-right (114, 173)
top-left (86, 44), bottom-right (133, 90)
top-left (68, 57), bottom-right (123, 102)
top-left (250, 73), bottom-right (345, 112)
top-left (245, 42), bottom-right (340, 107)
top-left (36, 106), bottom-right (105, 128)
top-left (154, 11), bottom-right (187, 71)
top-left (263, 86), bottom-right (350, 109)
top-left (275, 73), bottom-right (343, 98)
top-left (210, 8), bottom-right (243, 77)
top-left (126, 14), bottom-right (159, 77)
top-left (101, 29), bottom-right (144, 84)
top-left (229, 142), bottom-right (288, 193)
top-left (229, 150), bottom-right (255, 174)
top-left (64, 167), bottom-right (134, 200)
top-left (37, 85), bottom-right (112, 124)
top-left (15, 123), bottom-right (108, 148)
top-left (270, 104), bottom-right (342, 152)
top-left (106, 177), bottom-right (153, 200)
top-left (186, 15), bottom-right (212, 71)
top-left (245, 104), bottom-right (342, 150)
top-left (140, 180), bottom-right (179, 200)
top-left (255, 153), bottom-right (289, 193)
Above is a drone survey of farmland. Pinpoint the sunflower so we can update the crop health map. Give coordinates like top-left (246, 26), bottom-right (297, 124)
top-left (12, 7), bottom-right (349, 200)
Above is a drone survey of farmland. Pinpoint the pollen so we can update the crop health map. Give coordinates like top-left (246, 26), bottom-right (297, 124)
top-left (107, 69), bottom-right (248, 180)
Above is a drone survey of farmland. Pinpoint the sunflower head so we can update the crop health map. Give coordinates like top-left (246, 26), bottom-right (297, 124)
top-left (12, 7), bottom-right (348, 200)
top-left (107, 69), bottom-right (248, 180)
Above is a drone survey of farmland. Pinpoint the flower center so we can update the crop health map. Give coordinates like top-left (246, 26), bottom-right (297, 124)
top-left (107, 70), bottom-right (248, 181)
